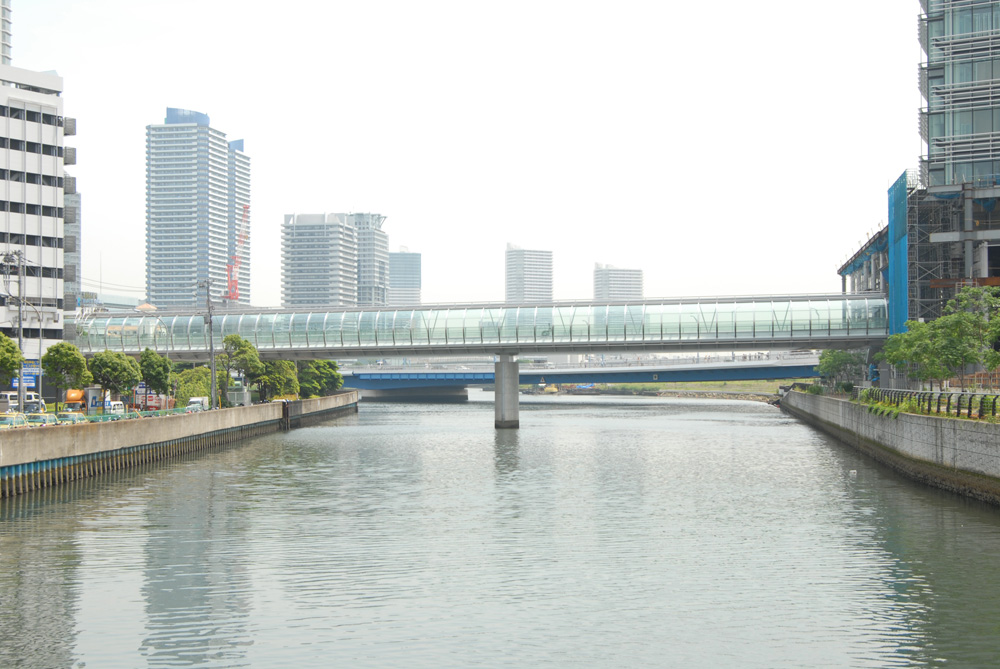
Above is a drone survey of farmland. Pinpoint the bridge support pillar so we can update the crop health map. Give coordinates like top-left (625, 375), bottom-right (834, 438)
top-left (495, 354), bottom-right (519, 429)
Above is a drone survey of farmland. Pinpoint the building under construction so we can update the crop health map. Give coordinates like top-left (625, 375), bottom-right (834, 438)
top-left (841, 1), bottom-right (1000, 333)
top-left (840, 170), bottom-right (1000, 334)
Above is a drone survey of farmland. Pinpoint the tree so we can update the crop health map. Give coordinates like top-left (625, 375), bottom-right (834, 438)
top-left (215, 334), bottom-right (264, 405)
top-left (41, 341), bottom-right (93, 403)
top-left (88, 351), bottom-right (141, 408)
top-left (175, 366), bottom-right (211, 406)
top-left (254, 360), bottom-right (299, 401)
top-left (0, 332), bottom-right (23, 387)
top-left (816, 349), bottom-right (865, 390)
top-left (297, 360), bottom-right (343, 397)
top-left (139, 348), bottom-right (172, 408)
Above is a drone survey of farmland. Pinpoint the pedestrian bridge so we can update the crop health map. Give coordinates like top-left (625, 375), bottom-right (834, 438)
top-left (74, 293), bottom-right (887, 361)
top-left (74, 293), bottom-right (886, 429)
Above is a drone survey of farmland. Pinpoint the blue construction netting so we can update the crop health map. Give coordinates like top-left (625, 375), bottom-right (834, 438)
top-left (887, 171), bottom-right (910, 335)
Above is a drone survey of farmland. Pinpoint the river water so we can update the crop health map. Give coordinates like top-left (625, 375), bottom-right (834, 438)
top-left (3, 392), bottom-right (1000, 667)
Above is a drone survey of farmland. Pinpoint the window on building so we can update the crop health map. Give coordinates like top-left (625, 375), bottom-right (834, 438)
top-left (975, 59), bottom-right (992, 81)
top-left (957, 110), bottom-right (973, 135)
top-left (955, 61), bottom-right (974, 83)
top-left (974, 109), bottom-right (992, 133)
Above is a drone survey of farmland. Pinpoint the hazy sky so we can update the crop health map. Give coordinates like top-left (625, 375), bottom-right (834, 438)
top-left (15, 1), bottom-right (922, 307)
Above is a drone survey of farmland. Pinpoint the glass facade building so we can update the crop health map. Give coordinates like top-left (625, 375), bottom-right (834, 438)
top-left (145, 108), bottom-right (251, 308)
top-left (921, 1), bottom-right (1000, 186)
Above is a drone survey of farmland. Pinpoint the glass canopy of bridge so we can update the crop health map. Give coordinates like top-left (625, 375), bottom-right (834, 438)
top-left (74, 295), bottom-right (888, 355)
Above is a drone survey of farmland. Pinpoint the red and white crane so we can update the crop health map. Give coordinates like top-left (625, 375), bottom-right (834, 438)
top-left (226, 204), bottom-right (250, 301)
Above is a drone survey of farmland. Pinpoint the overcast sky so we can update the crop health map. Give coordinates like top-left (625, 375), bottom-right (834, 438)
top-left (14, 0), bottom-right (922, 308)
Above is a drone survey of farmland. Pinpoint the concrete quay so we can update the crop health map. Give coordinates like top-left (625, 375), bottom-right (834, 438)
top-left (783, 390), bottom-right (1000, 506)
top-left (0, 391), bottom-right (358, 498)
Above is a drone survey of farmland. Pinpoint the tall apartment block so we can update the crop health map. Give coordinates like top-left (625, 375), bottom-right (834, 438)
top-left (505, 244), bottom-right (552, 303)
top-left (388, 248), bottom-right (421, 305)
top-left (145, 108), bottom-right (250, 308)
top-left (355, 213), bottom-right (388, 307)
top-left (593, 263), bottom-right (643, 301)
top-left (281, 213), bottom-right (358, 308)
top-left (0, 65), bottom-right (74, 362)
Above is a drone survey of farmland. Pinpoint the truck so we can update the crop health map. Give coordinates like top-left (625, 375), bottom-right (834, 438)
top-left (186, 397), bottom-right (210, 412)
top-left (64, 389), bottom-right (86, 413)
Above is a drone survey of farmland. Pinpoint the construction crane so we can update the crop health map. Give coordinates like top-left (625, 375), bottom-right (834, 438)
top-left (226, 204), bottom-right (250, 301)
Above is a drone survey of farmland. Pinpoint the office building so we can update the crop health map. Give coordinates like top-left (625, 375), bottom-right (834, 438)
top-left (355, 213), bottom-right (388, 306)
top-left (920, 2), bottom-right (1000, 187)
top-left (388, 248), bottom-right (421, 305)
top-left (505, 244), bottom-right (552, 303)
top-left (145, 108), bottom-right (250, 308)
top-left (0, 65), bottom-right (74, 366)
top-left (594, 263), bottom-right (643, 301)
top-left (281, 213), bottom-right (358, 308)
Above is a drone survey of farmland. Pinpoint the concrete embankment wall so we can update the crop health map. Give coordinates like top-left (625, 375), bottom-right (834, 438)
top-left (0, 391), bottom-right (358, 498)
top-left (783, 390), bottom-right (1000, 505)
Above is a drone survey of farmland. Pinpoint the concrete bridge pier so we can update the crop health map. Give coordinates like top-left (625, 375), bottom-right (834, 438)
top-left (495, 353), bottom-right (520, 429)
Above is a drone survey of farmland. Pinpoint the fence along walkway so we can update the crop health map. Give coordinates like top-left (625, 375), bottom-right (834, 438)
top-left (859, 387), bottom-right (1000, 420)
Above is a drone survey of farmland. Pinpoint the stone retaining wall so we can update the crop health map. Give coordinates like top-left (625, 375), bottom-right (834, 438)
top-left (0, 391), bottom-right (358, 498)
top-left (783, 390), bottom-right (1000, 505)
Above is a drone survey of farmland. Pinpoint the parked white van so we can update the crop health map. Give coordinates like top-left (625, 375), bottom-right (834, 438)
top-left (107, 401), bottom-right (125, 418)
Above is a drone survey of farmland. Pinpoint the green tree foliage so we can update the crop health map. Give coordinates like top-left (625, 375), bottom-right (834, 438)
top-left (297, 360), bottom-right (343, 398)
top-left (175, 366), bottom-right (211, 406)
top-left (216, 335), bottom-right (264, 386)
top-left (88, 351), bottom-right (142, 402)
top-left (139, 348), bottom-right (172, 399)
top-left (254, 360), bottom-right (299, 401)
top-left (877, 286), bottom-right (1000, 390)
top-left (816, 349), bottom-right (866, 389)
top-left (41, 342), bottom-right (93, 403)
top-left (0, 332), bottom-right (23, 386)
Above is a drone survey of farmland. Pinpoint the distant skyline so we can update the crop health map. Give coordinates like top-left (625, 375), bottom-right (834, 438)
top-left (15, 1), bottom-right (921, 307)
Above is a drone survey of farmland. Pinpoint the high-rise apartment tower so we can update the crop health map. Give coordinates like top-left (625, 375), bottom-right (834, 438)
top-left (281, 213), bottom-right (359, 308)
top-left (505, 244), bottom-right (552, 303)
top-left (594, 263), bottom-right (643, 301)
top-left (145, 108), bottom-right (250, 308)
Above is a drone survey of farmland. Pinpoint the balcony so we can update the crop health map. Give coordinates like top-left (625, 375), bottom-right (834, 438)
top-left (63, 146), bottom-right (76, 165)
top-left (63, 117), bottom-right (76, 136)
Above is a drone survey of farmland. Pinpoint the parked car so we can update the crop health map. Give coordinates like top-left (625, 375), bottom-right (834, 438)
top-left (0, 413), bottom-right (28, 429)
top-left (26, 413), bottom-right (58, 427)
top-left (57, 412), bottom-right (88, 425)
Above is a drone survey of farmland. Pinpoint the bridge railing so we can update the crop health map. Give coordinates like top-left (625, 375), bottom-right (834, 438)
top-left (72, 295), bottom-right (888, 355)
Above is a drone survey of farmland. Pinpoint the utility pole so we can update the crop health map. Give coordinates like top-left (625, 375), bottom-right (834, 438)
top-left (3, 251), bottom-right (25, 410)
top-left (200, 280), bottom-right (218, 409)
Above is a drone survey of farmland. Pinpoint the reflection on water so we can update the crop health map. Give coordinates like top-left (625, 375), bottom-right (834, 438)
top-left (3, 391), bottom-right (1000, 667)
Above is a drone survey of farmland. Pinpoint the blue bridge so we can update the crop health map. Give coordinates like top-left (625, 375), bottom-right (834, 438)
top-left (74, 293), bottom-right (886, 428)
